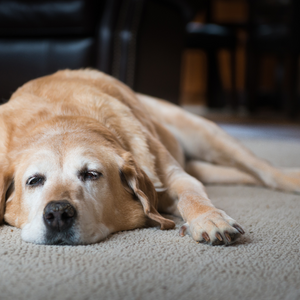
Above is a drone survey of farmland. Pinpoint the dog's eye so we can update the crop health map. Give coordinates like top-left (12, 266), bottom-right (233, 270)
top-left (26, 175), bottom-right (45, 186)
top-left (79, 170), bottom-right (101, 182)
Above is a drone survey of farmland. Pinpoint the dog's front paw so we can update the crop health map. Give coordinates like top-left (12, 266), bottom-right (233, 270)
top-left (180, 209), bottom-right (245, 246)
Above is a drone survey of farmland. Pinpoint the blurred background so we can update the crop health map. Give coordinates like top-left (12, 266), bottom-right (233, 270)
top-left (0, 0), bottom-right (300, 135)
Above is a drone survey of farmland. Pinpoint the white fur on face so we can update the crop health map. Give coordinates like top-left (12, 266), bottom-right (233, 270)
top-left (18, 147), bottom-right (111, 245)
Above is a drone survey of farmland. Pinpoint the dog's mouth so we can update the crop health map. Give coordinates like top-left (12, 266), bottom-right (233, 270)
top-left (54, 239), bottom-right (71, 246)
top-left (44, 229), bottom-right (78, 245)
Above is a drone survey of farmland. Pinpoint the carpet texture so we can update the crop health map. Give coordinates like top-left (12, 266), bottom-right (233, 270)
top-left (0, 138), bottom-right (300, 300)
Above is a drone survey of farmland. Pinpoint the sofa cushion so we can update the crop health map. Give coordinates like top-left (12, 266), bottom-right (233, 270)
top-left (0, 38), bottom-right (95, 101)
top-left (0, 0), bottom-right (103, 36)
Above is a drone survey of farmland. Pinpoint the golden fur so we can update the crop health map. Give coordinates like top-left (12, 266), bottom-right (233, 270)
top-left (1, 69), bottom-right (299, 245)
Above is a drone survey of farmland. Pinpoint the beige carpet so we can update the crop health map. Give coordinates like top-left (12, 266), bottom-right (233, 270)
top-left (1, 138), bottom-right (300, 300)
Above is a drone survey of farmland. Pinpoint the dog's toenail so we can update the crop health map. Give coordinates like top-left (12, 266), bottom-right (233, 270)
top-left (233, 224), bottom-right (245, 234)
top-left (224, 232), bottom-right (231, 242)
top-left (202, 232), bottom-right (210, 242)
top-left (179, 224), bottom-right (188, 237)
top-left (216, 232), bottom-right (223, 241)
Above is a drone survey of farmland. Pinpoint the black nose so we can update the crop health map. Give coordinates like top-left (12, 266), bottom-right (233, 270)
top-left (43, 200), bottom-right (76, 232)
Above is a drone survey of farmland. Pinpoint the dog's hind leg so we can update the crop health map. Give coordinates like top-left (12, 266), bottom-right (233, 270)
top-left (138, 94), bottom-right (300, 194)
top-left (185, 160), bottom-right (260, 185)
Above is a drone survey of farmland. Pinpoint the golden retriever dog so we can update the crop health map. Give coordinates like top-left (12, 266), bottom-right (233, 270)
top-left (1, 69), bottom-right (299, 246)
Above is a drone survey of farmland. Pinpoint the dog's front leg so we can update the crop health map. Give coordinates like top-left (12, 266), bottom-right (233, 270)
top-left (167, 167), bottom-right (244, 245)
top-left (152, 140), bottom-right (245, 246)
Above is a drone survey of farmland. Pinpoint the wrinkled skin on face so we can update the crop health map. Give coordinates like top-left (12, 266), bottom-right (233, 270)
top-left (3, 117), bottom-right (172, 245)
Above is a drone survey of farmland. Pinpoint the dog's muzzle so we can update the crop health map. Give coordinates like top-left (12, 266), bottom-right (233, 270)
top-left (43, 200), bottom-right (77, 233)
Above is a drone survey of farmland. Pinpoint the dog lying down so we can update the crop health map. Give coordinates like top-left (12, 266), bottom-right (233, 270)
top-left (0, 69), bottom-right (299, 246)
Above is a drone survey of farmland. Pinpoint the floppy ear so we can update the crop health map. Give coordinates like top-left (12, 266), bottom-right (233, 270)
top-left (119, 152), bottom-right (175, 230)
top-left (0, 173), bottom-right (13, 225)
top-left (0, 156), bottom-right (14, 224)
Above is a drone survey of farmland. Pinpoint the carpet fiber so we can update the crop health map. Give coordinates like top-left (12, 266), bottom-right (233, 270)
top-left (1, 138), bottom-right (300, 300)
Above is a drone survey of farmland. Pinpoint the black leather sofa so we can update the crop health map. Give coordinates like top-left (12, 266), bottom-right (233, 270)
top-left (0, 0), bottom-right (189, 104)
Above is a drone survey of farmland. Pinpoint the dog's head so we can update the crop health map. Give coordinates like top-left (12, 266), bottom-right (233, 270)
top-left (0, 116), bottom-right (174, 245)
